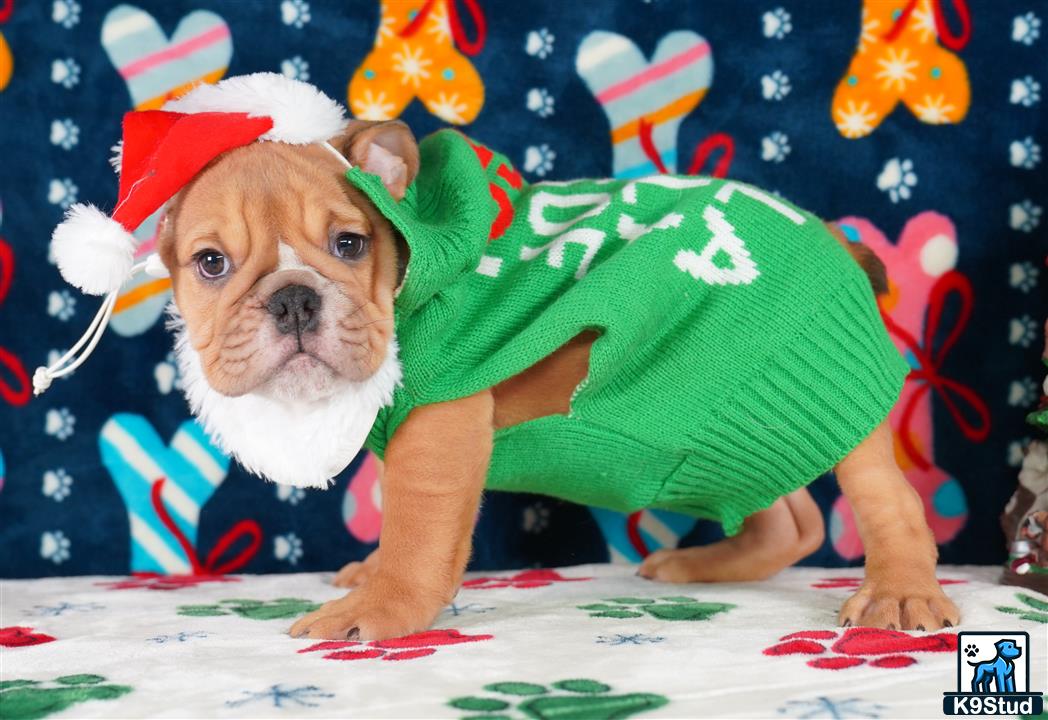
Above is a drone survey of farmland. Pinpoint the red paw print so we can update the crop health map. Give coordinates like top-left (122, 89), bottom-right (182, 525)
top-left (462, 569), bottom-right (592, 590)
top-left (764, 627), bottom-right (957, 670)
top-left (811, 577), bottom-right (966, 590)
top-left (299, 629), bottom-right (492, 661)
top-left (0, 626), bottom-right (56, 647)
top-left (96, 573), bottom-right (242, 591)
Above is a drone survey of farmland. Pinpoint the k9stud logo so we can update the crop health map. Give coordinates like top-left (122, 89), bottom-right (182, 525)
top-left (943, 631), bottom-right (1043, 716)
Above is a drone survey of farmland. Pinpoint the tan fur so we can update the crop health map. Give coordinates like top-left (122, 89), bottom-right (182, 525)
top-left (169, 124), bottom-right (958, 641)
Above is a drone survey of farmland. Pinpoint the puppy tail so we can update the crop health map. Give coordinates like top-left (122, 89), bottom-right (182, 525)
top-left (826, 222), bottom-right (889, 297)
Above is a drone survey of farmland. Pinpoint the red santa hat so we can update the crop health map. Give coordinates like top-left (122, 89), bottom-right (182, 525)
top-left (36, 73), bottom-right (351, 395)
top-left (52, 72), bottom-right (350, 296)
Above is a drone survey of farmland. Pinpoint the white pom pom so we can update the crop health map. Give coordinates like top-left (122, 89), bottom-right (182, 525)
top-left (51, 204), bottom-right (136, 295)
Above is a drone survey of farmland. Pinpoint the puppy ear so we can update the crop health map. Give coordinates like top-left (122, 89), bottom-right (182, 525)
top-left (331, 120), bottom-right (420, 201)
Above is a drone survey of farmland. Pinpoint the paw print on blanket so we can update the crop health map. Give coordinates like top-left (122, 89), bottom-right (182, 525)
top-left (996, 593), bottom-right (1048, 624)
top-left (98, 414), bottom-right (263, 576)
top-left (828, 213), bottom-right (989, 558)
top-left (178, 598), bottom-right (319, 620)
top-left (100, 5), bottom-right (232, 110)
top-left (462, 569), bottom-right (591, 589)
top-left (450, 679), bottom-right (668, 720)
top-left (348, 0), bottom-right (486, 125)
top-left (0, 626), bottom-right (56, 647)
top-left (300, 629), bottom-right (492, 662)
top-left (576, 30), bottom-right (713, 178)
top-left (764, 628), bottom-right (957, 670)
top-left (0, 674), bottom-right (132, 720)
top-left (579, 596), bottom-right (734, 621)
top-left (833, 0), bottom-right (970, 138)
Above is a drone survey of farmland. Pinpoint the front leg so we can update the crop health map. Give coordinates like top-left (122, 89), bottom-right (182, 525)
top-left (835, 422), bottom-right (960, 630)
top-left (290, 390), bottom-right (493, 640)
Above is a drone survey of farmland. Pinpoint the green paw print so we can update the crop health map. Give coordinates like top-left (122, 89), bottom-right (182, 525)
top-left (579, 596), bottom-right (734, 621)
top-left (449, 679), bottom-right (668, 720)
top-left (0, 674), bottom-right (132, 720)
top-left (177, 597), bottom-right (320, 620)
top-left (997, 592), bottom-right (1048, 624)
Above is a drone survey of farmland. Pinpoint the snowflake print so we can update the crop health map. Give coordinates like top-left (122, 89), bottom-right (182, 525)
top-left (910, 5), bottom-right (937, 42)
top-left (1009, 315), bottom-right (1038, 348)
top-left (227, 685), bottom-right (334, 709)
top-left (522, 502), bottom-right (550, 533)
top-left (596, 633), bottom-right (665, 646)
top-left (52, 0), bottom-right (81, 28)
top-left (1008, 439), bottom-right (1031, 467)
top-left (1009, 261), bottom-right (1040, 292)
top-left (1010, 137), bottom-right (1041, 169)
top-left (525, 28), bottom-right (555, 59)
top-left (1012, 12), bottom-right (1041, 45)
top-left (875, 47), bottom-right (919, 92)
top-left (835, 100), bottom-right (878, 138)
top-left (154, 351), bottom-right (182, 394)
top-left (28, 601), bottom-right (103, 617)
top-left (274, 532), bottom-right (303, 565)
top-left (426, 92), bottom-right (468, 124)
top-left (913, 94), bottom-right (956, 124)
top-left (276, 484), bottom-right (305, 505)
top-left (49, 119), bottom-right (79, 150)
top-left (762, 8), bottom-right (792, 39)
top-left (374, 14), bottom-right (396, 48)
top-left (45, 407), bottom-right (76, 440)
top-left (40, 530), bottom-right (71, 564)
top-left (1010, 76), bottom-right (1041, 107)
top-left (1009, 200), bottom-right (1042, 232)
top-left (47, 178), bottom-right (78, 209)
top-left (876, 158), bottom-right (917, 203)
top-left (1009, 377), bottom-right (1038, 407)
top-left (761, 70), bottom-right (791, 100)
top-left (442, 602), bottom-right (494, 617)
top-left (148, 631), bottom-right (209, 644)
top-left (858, 7), bottom-right (881, 54)
top-left (280, 0), bottom-right (310, 28)
top-left (523, 144), bottom-right (555, 177)
top-left (778, 696), bottom-right (886, 719)
top-left (526, 88), bottom-right (555, 118)
top-left (47, 290), bottom-right (76, 321)
top-left (280, 56), bottom-right (309, 81)
top-left (426, 2), bottom-right (452, 43)
top-left (50, 58), bottom-right (80, 88)
top-left (352, 89), bottom-right (396, 121)
top-left (392, 43), bottom-right (432, 88)
top-left (761, 131), bottom-right (791, 162)
top-left (42, 468), bottom-right (73, 501)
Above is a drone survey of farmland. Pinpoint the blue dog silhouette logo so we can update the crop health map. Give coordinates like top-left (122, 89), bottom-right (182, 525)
top-left (968, 639), bottom-right (1021, 693)
top-left (944, 631), bottom-right (1043, 716)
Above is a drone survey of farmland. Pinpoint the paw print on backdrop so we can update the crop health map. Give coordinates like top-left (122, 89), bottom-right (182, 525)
top-left (828, 213), bottom-right (990, 558)
top-left (575, 29), bottom-right (714, 178)
top-left (764, 627), bottom-right (957, 670)
top-left (300, 629), bottom-right (492, 662)
top-left (98, 414), bottom-right (265, 576)
top-left (348, 0), bottom-right (486, 125)
top-left (450, 679), bottom-right (668, 720)
top-left (1012, 11), bottom-right (1041, 46)
top-left (833, 0), bottom-right (970, 138)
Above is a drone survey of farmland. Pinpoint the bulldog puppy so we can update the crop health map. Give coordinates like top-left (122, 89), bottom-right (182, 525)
top-left (159, 120), bottom-right (959, 642)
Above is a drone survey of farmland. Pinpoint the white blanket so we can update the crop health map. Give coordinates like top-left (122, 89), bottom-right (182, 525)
top-left (1, 565), bottom-right (1045, 718)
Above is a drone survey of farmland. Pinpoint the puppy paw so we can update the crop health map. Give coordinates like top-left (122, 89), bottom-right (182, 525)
top-left (332, 550), bottom-right (380, 589)
top-left (838, 581), bottom-right (960, 631)
top-left (288, 579), bottom-right (442, 642)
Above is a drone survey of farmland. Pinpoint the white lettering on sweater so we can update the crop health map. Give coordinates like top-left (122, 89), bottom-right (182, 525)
top-left (520, 228), bottom-right (606, 279)
top-left (713, 182), bottom-right (806, 225)
top-left (673, 206), bottom-right (760, 285)
top-left (616, 212), bottom-right (684, 243)
top-left (521, 191), bottom-right (613, 278)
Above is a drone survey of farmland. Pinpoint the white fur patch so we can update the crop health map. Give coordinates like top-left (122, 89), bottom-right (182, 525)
top-left (169, 305), bottom-right (401, 488)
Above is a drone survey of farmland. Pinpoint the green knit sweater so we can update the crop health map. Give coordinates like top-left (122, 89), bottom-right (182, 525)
top-left (351, 130), bottom-right (908, 534)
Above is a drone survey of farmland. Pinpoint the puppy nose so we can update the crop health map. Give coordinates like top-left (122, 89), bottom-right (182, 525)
top-left (267, 284), bottom-right (321, 335)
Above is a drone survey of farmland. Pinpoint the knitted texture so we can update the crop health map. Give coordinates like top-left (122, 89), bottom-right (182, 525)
top-left (352, 130), bottom-right (909, 534)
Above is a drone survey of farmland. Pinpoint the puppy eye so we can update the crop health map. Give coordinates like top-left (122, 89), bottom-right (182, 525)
top-left (331, 232), bottom-right (369, 261)
top-left (195, 250), bottom-right (229, 279)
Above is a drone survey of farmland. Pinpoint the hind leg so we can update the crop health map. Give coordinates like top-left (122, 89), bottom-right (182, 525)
top-left (638, 487), bottom-right (825, 582)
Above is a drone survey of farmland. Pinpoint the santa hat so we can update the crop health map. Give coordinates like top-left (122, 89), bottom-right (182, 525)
top-left (35, 73), bottom-right (352, 394)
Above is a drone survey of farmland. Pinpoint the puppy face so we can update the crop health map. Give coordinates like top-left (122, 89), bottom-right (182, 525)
top-left (158, 123), bottom-right (416, 404)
